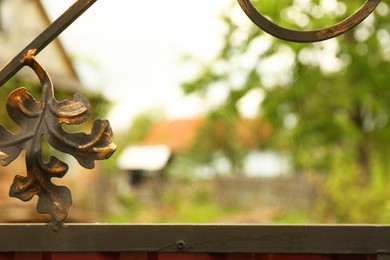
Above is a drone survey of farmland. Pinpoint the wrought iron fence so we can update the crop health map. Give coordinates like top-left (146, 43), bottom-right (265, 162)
top-left (0, 0), bottom-right (389, 259)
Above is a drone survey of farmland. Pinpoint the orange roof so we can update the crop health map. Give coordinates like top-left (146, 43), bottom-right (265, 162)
top-left (140, 117), bottom-right (272, 153)
top-left (141, 118), bottom-right (204, 153)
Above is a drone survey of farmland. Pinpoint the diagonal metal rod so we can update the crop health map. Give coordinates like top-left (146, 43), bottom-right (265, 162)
top-left (0, 0), bottom-right (98, 87)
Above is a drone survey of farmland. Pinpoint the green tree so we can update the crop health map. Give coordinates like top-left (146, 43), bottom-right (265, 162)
top-left (182, 1), bottom-right (390, 222)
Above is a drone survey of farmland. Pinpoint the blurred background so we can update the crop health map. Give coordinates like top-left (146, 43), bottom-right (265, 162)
top-left (0, 0), bottom-right (389, 223)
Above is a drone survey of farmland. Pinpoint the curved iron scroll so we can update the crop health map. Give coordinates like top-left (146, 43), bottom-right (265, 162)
top-left (237, 0), bottom-right (381, 42)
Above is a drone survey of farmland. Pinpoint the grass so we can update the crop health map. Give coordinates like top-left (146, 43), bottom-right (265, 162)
top-left (272, 211), bottom-right (320, 224)
top-left (102, 181), bottom-right (240, 223)
top-left (102, 180), bottom-right (319, 224)
top-left (103, 200), bottom-right (238, 223)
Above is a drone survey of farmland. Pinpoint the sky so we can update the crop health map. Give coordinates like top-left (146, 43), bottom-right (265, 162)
top-left (41, 0), bottom-right (230, 132)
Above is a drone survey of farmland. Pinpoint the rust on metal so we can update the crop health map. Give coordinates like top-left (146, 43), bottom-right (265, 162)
top-left (2, 51), bottom-right (116, 224)
top-left (0, 0), bottom-right (116, 224)
top-left (237, 0), bottom-right (381, 42)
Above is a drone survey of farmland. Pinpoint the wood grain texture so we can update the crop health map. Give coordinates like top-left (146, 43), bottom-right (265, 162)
top-left (0, 224), bottom-right (388, 254)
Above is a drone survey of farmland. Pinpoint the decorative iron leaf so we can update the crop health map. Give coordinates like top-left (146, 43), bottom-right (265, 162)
top-left (0, 53), bottom-right (116, 223)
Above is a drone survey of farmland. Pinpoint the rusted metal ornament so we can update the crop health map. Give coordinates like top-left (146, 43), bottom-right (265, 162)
top-left (237, 0), bottom-right (381, 42)
top-left (0, 50), bottom-right (116, 224)
top-left (0, 0), bottom-right (115, 225)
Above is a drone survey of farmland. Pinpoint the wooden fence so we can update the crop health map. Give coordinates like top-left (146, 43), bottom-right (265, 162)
top-left (214, 176), bottom-right (315, 210)
top-left (0, 224), bottom-right (388, 260)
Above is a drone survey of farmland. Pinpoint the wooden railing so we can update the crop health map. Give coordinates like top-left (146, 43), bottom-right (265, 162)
top-left (0, 224), bottom-right (388, 259)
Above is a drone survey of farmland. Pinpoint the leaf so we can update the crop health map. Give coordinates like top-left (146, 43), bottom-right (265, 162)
top-left (0, 58), bottom-right (116, 222)
top-left (36, 184), bottom-right (72, 222)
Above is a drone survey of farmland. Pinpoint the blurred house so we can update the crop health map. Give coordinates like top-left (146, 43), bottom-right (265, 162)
top-left (117, 118), bottom-right (315, 210)
top-left (0, 0), bottom-right (103, 222)
top-left (116, 118), bottom-right (303, 209)
top-left (117, 118), bottom-right (203, 186)
top-left (117, 144), bottom-right (172, 186)
top-left (118, 117), bottom-right (290, 180)
top-left (116, 145), bottom-right (172, 205)
top-left (117, 118), bottom-right (203, 187)
top-left (140, 118), bottom-right (204, 154)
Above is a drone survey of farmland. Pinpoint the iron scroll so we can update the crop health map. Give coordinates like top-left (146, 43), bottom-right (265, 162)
top-left (237, 0), bottom-right (381, 42)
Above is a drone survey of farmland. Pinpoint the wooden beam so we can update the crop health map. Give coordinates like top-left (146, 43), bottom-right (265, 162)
top-left (0, 224), bottom-right (389, 254)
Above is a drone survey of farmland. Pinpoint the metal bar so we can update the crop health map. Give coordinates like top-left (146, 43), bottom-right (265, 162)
top-left (0, 224), bottom-right (389, 254)
top-left (0, 0), bottom-right (97, 87)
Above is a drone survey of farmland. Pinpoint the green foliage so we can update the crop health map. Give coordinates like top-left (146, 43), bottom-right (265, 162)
top-left (181, 1), bottom-right (390, 222)
top-left (317, 158), bottom-right (390, 223)
top-left (188, 114), bottom-right (245, 174)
